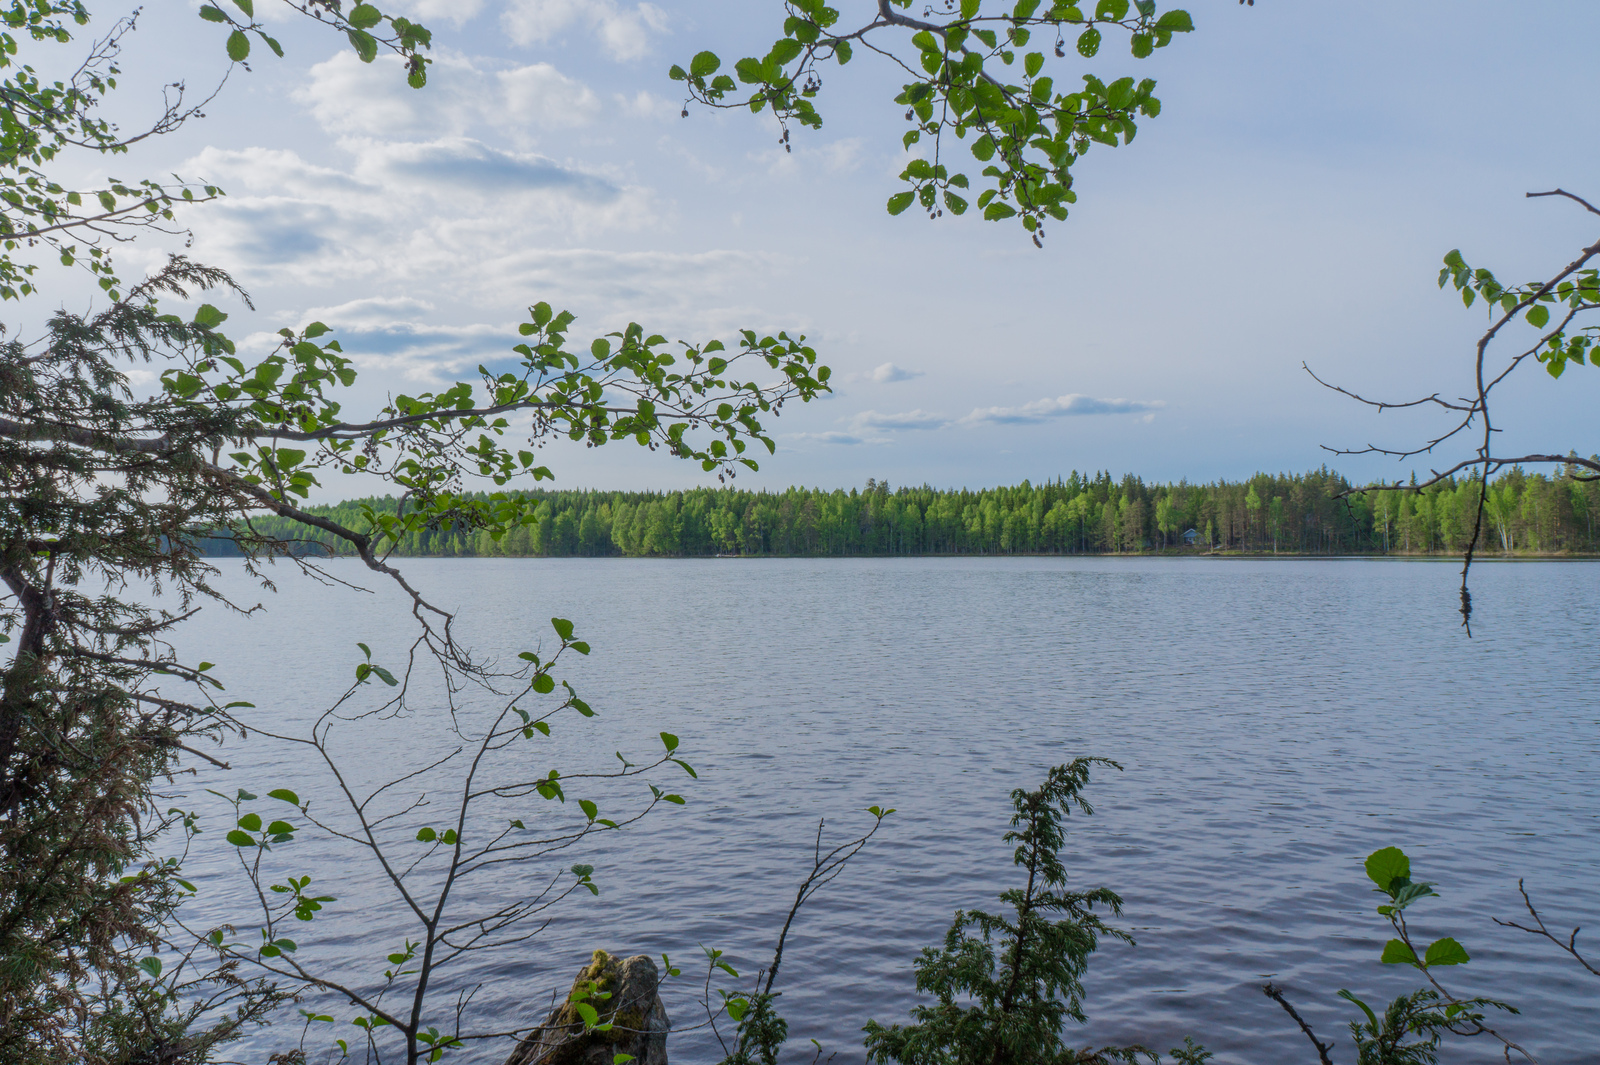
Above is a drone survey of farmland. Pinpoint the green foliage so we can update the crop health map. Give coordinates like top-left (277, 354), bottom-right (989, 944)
top-left (1333, 847), bottom-right (1521, 1065)
top-left (214, 464), bottom-right (1600, 560)
top-left (197, 619), bottom-right (698, 1062)
top-left (194, 0), bottom-right (431, 85)
top-left (864, 758), bottom-right (1177, 1065)
top-left (672, 0), bottom-right (1194, 242)
top-left (0, 5), bottom-right (826, 1062)
top-left (1438, 246), bottom-right (1600, 379)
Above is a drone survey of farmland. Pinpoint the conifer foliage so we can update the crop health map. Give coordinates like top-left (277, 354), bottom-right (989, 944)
top-left (862, 758), bottom-right (1203, 1065)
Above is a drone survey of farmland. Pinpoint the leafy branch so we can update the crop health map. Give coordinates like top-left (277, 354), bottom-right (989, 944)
top-left (672, 0), bottom-right (1194, 243)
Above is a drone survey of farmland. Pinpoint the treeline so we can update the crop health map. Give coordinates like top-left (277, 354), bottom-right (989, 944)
top-left (213, 465), bottom-right (1600, 559)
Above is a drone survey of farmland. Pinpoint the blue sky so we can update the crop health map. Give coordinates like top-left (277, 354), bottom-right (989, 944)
top-left (76, 1), bottom-right (1600, 492)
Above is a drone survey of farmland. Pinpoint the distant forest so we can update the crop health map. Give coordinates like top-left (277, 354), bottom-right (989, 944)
top-left (213, 464), bottom-right (1600, 559)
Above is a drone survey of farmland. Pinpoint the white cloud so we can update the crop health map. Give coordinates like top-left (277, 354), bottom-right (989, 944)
top-left (788, 431), bottom-right (884, 447)
top-left (851, 409), bottom-right (947, 431)
top-left (500, 64), bottom-right (602, 128)
top-left (615, 90), bottom-right (679, 122)
top-left (387, 0), bottom-right (487, 26)
top-left (181, 139), bottom-right (658, 306)
top-left (819, 138), bottom-right (865, 173)
top-left (349, 137), bottom-right (621, 200)
top-left (960, 394), bottom-right (1166, 424)
top-left (501, 0), bottom-right (670, 61)
top-left (295, 52), bottom-right (602, 141)
top-left (867, 361), bottom-right (923, 383)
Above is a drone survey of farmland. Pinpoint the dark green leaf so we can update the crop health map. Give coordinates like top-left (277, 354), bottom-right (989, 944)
top-left (1364, 846), bottom-right (1410, 892)
top-left (194, 304), bottom-right (228, 329)
top-left (348, 4), bottom-right (383, 30)
top-left (690, 50), bottom-right (720, 78)
top-left (1424, 937), bottom-right (1470, 967)
top-left (769, 38), bottom-right (803, 65)
top-left (348, 28), bottom-right (378, 62)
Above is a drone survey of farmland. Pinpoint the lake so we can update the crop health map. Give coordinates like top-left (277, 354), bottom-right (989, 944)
top-left (168, 557), bottom-right (1600, 1064)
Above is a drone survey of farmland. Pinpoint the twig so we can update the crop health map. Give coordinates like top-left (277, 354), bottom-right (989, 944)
top-left (1494, 879), bottom-right (1600, 977)
top-left (1262, 983), bottom-right (1334, 1065)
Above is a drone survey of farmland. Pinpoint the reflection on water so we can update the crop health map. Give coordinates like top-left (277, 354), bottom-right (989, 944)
top-left (170, 557), bottom-right (1600, 1064)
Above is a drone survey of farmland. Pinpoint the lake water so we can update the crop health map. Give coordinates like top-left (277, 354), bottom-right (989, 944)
top-left (167, 557), bottom-right (1600, 1064)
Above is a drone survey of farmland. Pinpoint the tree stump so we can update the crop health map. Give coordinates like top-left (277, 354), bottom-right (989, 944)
top-left (505, 950), bottom-right (669, 1065)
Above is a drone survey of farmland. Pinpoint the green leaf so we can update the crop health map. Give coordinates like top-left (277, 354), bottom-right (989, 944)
top-left (552, 617), bottom-right (575, 640)
top-left (1338, 989), bottom-right (1381, 1030)
top-left (533, 673), bottom-right (555, 694)
top-left (734, 56), bottom-right (764, 83)
top-left (266, 820), bottom-right (294, 835)
top-left (198, 5), bottom-right (229, 22)
top-left (1364, 846), bottom-right (1410, 892)
top-left (1105, 76), bottom-right (1136, 111)
top-left (769, 38), bottom-right (803, 66)
top-left (416, 827), bottom-right (437, 842)
top-left (660, 731), bottom-right (680, 752)
top-left (226, 29), bottom-right (250, 61)
top-left (347, 28), bottom-right (378, 62)
top-left (1380, 939), bottom-right (1419, 966)
top-left (1024, 51), bottom-right (1044, 78)
top-left (1526, 304), bottom-right (1551, 328)
top-left (579, 799), bottom-right (598, 819)
top-left (232, 0), bottom-right (254, 15)
top-left (348, 3), bottom-right (383, 29)
top-left (226, 829), bottom-right (256, 847)
top-left (268, 789), bottom-right (300, 805)
top-left (237, 812), bottom-right (262, 832)
top-left (1155, 9), bottom-right (1194, 31)
top-left (138, 956), bottom-right (162, 978)
top-left (690, 50), bottom-right (721, 78)
top-left (1423, 937), bottom-right (1470, 967)
top-left (887, 191), bottom-right (915, 215)
top-left (194, 304), bottom-right (228, 329)
top-left (1076, 27), bottom-right (1101, 58)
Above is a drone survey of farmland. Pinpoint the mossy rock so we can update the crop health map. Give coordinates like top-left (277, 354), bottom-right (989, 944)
top-left (505, 950), bottom-right (669, 1065)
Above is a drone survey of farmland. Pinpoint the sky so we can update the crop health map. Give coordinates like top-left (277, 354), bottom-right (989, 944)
top-left (37, 0), bottom-right (1600, 494)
